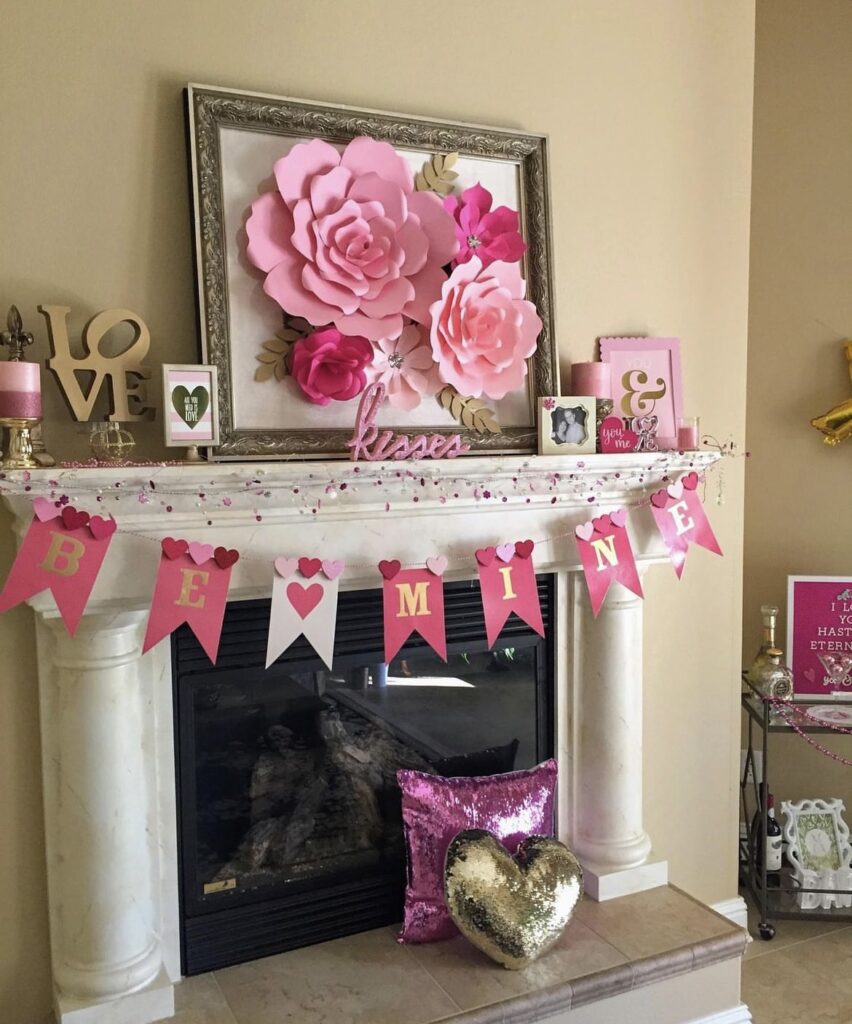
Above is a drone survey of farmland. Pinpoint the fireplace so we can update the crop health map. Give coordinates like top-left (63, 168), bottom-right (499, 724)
top-left (174, 577), bottom-right (555, 973)
top-left (0, 452), bottom-right (715, 1023)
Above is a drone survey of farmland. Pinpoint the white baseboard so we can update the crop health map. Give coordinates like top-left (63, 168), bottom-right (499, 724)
top-left (688, 1006), bottom-right (752, 1024)
top-left (711, 895), bottom-right (749, 929)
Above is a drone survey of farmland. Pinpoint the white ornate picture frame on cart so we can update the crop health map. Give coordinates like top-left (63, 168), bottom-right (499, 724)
top-left (781, 797), bottom-right (852, 910)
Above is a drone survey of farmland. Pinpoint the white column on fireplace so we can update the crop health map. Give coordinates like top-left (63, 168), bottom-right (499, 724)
top-left (0, 453), bottom-right (716, 1024)
top-left (570, 572), bottom-right (667, 899)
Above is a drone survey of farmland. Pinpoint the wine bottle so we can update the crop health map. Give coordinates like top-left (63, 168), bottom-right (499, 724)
top-left (755, 792), bottom-right (783, 887)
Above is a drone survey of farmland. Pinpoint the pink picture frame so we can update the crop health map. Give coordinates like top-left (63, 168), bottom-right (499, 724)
top-left (787, 576), bottom-right (852, 700)
top-left (599, 337), bottom-right (683, 449)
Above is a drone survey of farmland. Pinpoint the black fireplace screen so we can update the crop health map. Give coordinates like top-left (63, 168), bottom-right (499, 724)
top-left (174, 576), bottom-right (554, 973)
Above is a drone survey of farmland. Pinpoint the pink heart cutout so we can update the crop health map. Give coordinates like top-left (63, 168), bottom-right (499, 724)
top-left (682, 472), bottom-right (700, 491)
top-left (592, 514), bottom-right (612, 534)
top-left (496, 543), bottom-right (515, 563)
top-left (299, 556), bottom-right (322, 579)
top-left (426, 555), bottom-right (448, 577)
top-left (804, 667), bottom-right (816, 684)
top-left (610, 508), bottom-right (628, 528)
top-left (475, 547), bottom-right (496, 567)
top-left (33, 497), bottom-right (60, 522)
top-left (88, 515), bottom-right (117, 541)
top-left (274, 557), bottom-right (298, 578)
top-left (321, 559), bottom-right (345, 581)
top-left (667, 480), bottom-right (684, 500)
top-left (575, 522), bottom-right (595, 542)
top-left (188, 542), bottom-right (214, 566)
top-left (378, 559), bottom-right (401, 580)
top-left (599, 416), bottom-right (639, 454)
top-left (514, 539), bottom-right (534, 560)
top-left (650, 490), bottom-right (670, 509)
top-left (287, 581), bottom-right (324, 619)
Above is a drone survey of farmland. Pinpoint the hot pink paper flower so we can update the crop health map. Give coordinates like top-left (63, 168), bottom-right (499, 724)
top-left (289, 327), bottom-right (373, 406)
top-left (443, 184), bottom-right (527, 268)
top-left (245, 137), bottom-right (459, 342)
top-left (365, 324), bottom-right (440, 410)
top-left (429, 257), bottom-right (542, 401)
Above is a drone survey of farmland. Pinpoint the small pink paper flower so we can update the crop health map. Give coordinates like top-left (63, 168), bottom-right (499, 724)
top-left (443, 184), bottom-right (527, 268)
top-left (429, 257), bottom-right (542, 401)
top-left (290, 327), bottom-right (373, 406)
top-left (365, 324), bottom-right (440, 410)
top-left (246, 137), bottom-right (459, 342)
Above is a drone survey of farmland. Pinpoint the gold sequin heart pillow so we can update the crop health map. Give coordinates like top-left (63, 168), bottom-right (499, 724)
top-left (444, 829), bottom-right (583, 970)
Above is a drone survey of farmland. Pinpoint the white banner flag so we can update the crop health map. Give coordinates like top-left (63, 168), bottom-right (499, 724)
top-left (265, 557), bottom-right (342, 669)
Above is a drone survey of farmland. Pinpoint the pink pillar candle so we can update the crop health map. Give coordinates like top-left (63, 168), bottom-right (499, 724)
top-left (570, 361), bottom-right (611, 399)
top-left (0, 361), bottom-right (42, 418)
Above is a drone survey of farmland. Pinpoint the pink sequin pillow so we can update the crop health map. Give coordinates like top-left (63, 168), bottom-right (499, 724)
top-left (397, 759), bottom-right (558, 943)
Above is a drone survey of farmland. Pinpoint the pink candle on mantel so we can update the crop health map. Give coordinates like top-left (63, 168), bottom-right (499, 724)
top-left (570, 361), bottom-right (611, 399)
top-left (0, 361), bottom-right (42, 418)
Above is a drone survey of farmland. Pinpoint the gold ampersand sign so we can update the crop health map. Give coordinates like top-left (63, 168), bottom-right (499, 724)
top-left (811, 342), bottom-right (852, 447)
top-left (38, 305), bottom-right (154, 422)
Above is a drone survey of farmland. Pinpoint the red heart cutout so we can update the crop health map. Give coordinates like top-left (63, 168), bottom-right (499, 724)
top-left (287, 581), bottom-right (323, 619)
top-left (61, 506), bottom-right (90, 531)
top-left (650, 490), bottom-right (670, 509)
top-left (214, 546), bottom-right (240, 570)
top-left (298, 556), bottom-right (322, 579)
top-left (162, 537), bottom-right (188, 560)
top-left (475, 547), bottom-right (496, 566)
top-left (378, 559), bottom-right (401, 580)
top-left (592, 515), bottom-right (612, 535)
top-left (514, 539), bottom-right (534, 559)
top-left (89, 515), bottom-right (117, 541)
top-left (682, 472), bottom-right (699, 491)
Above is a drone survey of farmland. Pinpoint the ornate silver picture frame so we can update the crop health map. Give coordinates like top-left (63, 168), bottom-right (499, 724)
top-left (186, 83), bottom-right (558, 460)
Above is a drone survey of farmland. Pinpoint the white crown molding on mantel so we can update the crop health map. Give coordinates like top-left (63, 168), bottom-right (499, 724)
top-left (0, 451), bottom-right (724, 1024)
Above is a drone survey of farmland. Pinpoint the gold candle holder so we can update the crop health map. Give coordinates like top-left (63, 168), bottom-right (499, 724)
top-left (0, 416), bottom-right (41, 469)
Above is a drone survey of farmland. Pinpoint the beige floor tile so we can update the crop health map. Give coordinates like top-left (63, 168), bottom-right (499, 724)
top-left (742, 927), bottom-right (852, 1024)
top-left (173, 974), bottom-right (238, 1024)
top-left (405, 918), bottom-right (627, 1012)
top-left (214, 926), bottom-right (460, 1024)
top-left (574, 885), bottom-right (734, 960)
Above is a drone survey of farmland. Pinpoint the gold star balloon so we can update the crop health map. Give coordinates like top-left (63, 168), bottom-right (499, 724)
top-left (811, 343), bottom-right (852, 446)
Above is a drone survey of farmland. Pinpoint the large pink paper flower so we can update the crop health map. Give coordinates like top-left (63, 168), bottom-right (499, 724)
top-left (365, 324), bottom-right (440, 410)
top-left (245, 137), bottom-right (459, 342)
top-left (290, 327), bottom-right (372, 406)
top-left (428, 257), bottom-right (542, 400)
top-left (443, 184), bottom-right (527, 268)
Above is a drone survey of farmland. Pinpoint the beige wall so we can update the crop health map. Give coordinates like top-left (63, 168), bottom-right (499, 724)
top-left (0, 3), bottom-right (754, 1019)
top-left (745, 0), bottom-right (852, 811)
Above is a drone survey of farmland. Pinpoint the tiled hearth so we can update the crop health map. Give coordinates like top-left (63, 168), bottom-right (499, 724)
top-left (0, 452), bottom-right (745, 1024)
top-left (170, 887), bottom-right (747, 1024)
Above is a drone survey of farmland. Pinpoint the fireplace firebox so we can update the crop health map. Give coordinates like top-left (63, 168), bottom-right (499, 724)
top-left (174, 576), bottom-right (554, 974)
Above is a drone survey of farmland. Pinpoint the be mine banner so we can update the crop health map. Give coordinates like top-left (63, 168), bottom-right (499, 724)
top-left (0, 472), bottom-right (721, 661)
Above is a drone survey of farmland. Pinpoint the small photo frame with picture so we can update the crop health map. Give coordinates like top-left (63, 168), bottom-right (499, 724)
top-left (538, 397), bottom-right (596, 455)
top-left (163, 364), bottom-right (219, 454)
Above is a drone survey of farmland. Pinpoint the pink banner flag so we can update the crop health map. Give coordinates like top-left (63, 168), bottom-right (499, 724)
top-left (574, 509), bottom-right (643, 617)
top-left (475, 540), bottom-right (544, 648)
top-left (265, 556), bottom-right (344, 669)
top-left (142, 538), bottom-right (239, 663)
top-left (0, 500), bottom-right (116, 634)
top-left (649, 473), bottom-right (722, 578)
top-left (379, 560), bottom-right (447, 662)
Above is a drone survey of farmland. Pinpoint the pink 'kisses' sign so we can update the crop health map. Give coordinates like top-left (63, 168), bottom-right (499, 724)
top-left (787, 576), bottom-right (852, 699)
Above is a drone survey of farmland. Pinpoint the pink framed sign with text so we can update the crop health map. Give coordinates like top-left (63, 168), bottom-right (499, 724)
top-left (599, 337), bottom-right (683, 449)
top-left (787, 576), bottom-right (852, 700)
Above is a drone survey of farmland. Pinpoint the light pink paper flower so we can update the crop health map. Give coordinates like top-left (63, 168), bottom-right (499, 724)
top-left (290, 327), bottom-right (373, 406)
top-left (443, 184), bottom-right (527, 268)
top-left (245, 137), bottom-right (459, 343)
top-left (428, 257), bottom-right (542, 401)
top-left (365, 324), bottom-right (440, 410)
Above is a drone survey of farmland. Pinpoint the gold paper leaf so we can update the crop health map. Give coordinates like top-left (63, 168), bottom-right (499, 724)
top-left (254, 362), bottom-right (276, 382)
top-left (437, 385), bottom-right (501, 434)
top-left (415, 152), bottom-right (460, 196)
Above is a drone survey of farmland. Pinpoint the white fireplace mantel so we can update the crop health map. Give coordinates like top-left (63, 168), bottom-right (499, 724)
top-left (0, 451), bottom-right (720, 1024)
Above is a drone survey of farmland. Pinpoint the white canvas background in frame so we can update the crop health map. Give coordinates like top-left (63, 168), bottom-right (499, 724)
top-left (186, 84), bottom-right (558, 460)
